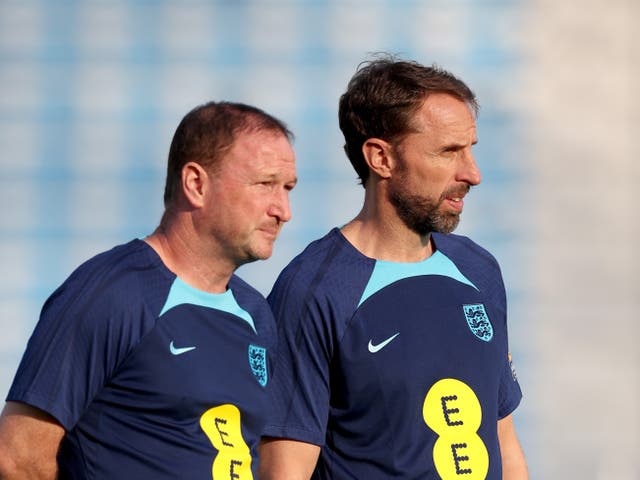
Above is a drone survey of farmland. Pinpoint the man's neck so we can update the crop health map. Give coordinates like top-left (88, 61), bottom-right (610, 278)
top-left (145, 220), bottom-right (234, 294)
top-left (341, 203), bottom-right (434, 263)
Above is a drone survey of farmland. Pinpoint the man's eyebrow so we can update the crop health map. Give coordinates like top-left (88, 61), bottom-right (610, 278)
top-left (260, 172), bottom-right (298, 184)
top-left (441, 139), bottom-right (477, 151)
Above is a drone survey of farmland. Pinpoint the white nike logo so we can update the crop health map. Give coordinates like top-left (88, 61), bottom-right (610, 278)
top-left (169, 341), bottom-right (196, 355)
top-left (368, 333), bottom-right (400, 353)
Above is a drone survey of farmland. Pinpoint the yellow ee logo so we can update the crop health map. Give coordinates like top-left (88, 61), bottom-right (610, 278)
top-left (423, 378), bottom-right (489, 479)
top-left (200, 404), bottom-right (253, 479)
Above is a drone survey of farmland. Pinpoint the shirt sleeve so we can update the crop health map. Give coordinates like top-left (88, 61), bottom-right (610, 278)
top-left (498, 348), bottom-right (523, 418)
top-left (495, 272), bottom-right (523, 418)
top-left (6, 263), bottom-right (148, 431)
top-left (262, 265), bottom-right (338, 447)
top-left (473, 242), bottom-right (523, 419)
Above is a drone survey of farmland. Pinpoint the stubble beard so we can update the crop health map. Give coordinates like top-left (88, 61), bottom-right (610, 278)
top-left (388, 176), bottom-right (469, 236)
top-left (247, 226), bottom-right (279, 263)
top-left (227, 231), bottom-right (275, 269)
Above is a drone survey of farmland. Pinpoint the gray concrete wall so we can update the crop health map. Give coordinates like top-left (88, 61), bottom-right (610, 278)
top-left (523, 0), bottom-right (639, 477)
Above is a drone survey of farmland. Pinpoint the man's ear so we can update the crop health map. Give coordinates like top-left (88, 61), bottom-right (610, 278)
top-left (181, 162), bottom-right (208, 208)
top-left (362, 138), bottom-right (394, 180)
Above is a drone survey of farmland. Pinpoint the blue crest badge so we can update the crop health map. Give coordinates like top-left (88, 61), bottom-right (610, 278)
top-left (248, 344), bottom-right (268, 387)
top-left (462, 303), bottom-right (493, 342)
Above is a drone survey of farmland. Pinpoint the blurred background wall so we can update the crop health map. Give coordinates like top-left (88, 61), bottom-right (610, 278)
top-left (0, 0), bottom-right (637, 478)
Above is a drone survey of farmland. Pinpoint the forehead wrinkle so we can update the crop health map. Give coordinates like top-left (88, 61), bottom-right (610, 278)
top-left (421, 112), bottom-right (476, 149)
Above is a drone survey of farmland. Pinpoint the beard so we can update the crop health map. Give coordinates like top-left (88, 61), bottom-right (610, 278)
top-left (388, 176), bottom-right (469, 235)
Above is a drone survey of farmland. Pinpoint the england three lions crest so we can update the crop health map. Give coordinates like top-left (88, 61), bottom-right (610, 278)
top-left (462, 303), bottom-right (493, 342)
top-left (248, 344), bottom-right (268, 387)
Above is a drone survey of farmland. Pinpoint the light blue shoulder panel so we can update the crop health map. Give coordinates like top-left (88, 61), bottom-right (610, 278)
top-left (159, 277), bottom-right (256, 333)
top-left (358, 250), bottom-right (478, 307)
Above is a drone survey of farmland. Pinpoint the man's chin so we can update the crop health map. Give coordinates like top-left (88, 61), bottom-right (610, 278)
top-left (415, 213), bottom-right (460, 235)
top-left (433, 214), bottom-right (461, 234)
top-left (251, 243), bottom-right (275, 262)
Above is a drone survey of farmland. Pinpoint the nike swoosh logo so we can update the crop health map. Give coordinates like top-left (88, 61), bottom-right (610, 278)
top-left (169, 341), bottom-right (196, 356)
top-left (368, 333), bottom-right (400, 353)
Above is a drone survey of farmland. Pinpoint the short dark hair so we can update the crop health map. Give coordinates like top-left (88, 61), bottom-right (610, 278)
top-left (338, 55), bottom-right (478, 186)
top-left (163, 101), bottom-right (293, 207)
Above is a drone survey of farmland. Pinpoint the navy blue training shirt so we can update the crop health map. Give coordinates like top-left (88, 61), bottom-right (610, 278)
top-left (264, 228), bottom-right (522, 479)
top-left (8, 240), bottom-right (275, 479)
